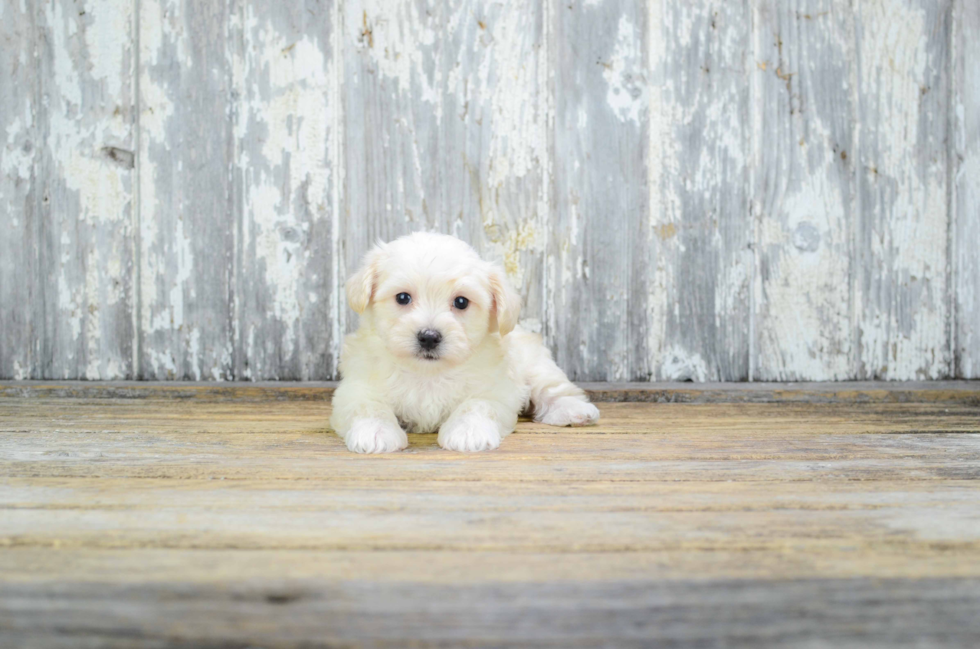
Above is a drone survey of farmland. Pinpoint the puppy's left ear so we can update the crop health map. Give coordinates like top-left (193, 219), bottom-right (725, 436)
top-left (488, 264), bottom-right (522, 336)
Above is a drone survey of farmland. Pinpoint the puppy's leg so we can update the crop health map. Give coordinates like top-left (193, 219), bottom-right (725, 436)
top-left (438, 399), bottom-right (517, 453)
top-left (505, 329), bottom-right (600, 427)
top-left (330, 382), bottom-right (408, 454)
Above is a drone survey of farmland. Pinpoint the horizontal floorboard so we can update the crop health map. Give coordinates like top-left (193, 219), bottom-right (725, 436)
top-left (2, 579), bottom-right (980, 648)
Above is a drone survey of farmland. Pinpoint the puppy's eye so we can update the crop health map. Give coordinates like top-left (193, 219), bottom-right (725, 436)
top-left (453, 296), bottom-right (469, 310)
top-left (395, 293), bottom-right (412, 305)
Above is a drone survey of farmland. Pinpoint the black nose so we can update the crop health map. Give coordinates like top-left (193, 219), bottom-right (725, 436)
top-left (417, 329), bottom-right (442, 351)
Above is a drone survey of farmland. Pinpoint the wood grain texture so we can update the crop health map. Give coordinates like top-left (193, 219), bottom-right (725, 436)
top-left (953, 0), bottom-right (979, 378)
top-left (855, 0), bottom-right (951, 380)
top-left (753, 0), bottom-right (856, 380)
top-left (342, 0), bottom-right (547, 335)
top-left (138, 0), bottom-right (236, 380)
top-left (1, 393), bottom-right (979, 645)
top-left (35, 0), bottom-right (137, 379)
top-left (552, 0), bottom-right (649, 381)
top-left (652, 0), bottom-right (752, 381)
top-left (0, 0), bottom-right (36, 380)
top-left (235, 0), bottom-right (339, 380)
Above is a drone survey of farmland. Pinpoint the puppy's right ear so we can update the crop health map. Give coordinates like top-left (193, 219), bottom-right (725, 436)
top-left (346, 245), bottom-right (386, 313)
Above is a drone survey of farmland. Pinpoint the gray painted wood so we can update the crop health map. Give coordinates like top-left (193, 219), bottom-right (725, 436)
top-left (0, 0), bottom-right (36, 380)
top-left (236, 0), bottom-right (339, 380)
top-left (954, 0), bottom-right (979, 378)
top-left (653, 0), bottom-right (751, 381)
top-left (445, 0), bottom-right (548, 335)
top-left (341, 0), bottom-right (445, 272)
top-left (35, 0), bottom-right (137, 379)
top-left (855, 0), bottom-right (951, 380)
top-left (754, 0), bottom-right (856, 380)
top-left (138, 0), bottom-right (237, 380)
top-left (552, 0), bottom-right (649, 382)
top-left (0, 0), bottom-right (977, 382)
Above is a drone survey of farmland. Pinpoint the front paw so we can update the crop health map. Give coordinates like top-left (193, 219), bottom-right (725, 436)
top-left (438, 413), bottom-right (501, 453)
top-left (536, 396), bottom-right (600, 427)
top-left (344, 418), bottom-right (408, 454)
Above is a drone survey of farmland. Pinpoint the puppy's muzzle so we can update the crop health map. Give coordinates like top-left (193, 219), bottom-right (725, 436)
top-left (417, 329), bottom-right (442, 352)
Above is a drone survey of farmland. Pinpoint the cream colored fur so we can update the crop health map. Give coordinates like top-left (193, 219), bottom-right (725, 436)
top-left (330, 232), bottom-right (599, 453)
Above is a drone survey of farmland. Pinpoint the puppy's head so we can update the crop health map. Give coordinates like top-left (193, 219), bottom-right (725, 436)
top-left (347, 232), bottom-right (521, 367)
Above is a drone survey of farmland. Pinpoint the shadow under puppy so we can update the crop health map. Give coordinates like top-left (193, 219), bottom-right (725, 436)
top-left (331, 232), bottom-right (600, 453)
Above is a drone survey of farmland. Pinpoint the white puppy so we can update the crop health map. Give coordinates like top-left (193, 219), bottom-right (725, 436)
top-left (330, 232), bottom-right (600, 453)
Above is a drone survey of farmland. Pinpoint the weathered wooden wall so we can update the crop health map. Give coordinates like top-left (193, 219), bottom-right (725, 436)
top-left (0, 0), bottom-right (977, 382)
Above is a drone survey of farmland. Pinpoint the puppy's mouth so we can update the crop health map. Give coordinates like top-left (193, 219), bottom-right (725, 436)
top-left (416, 351), bottom-right (441, 361)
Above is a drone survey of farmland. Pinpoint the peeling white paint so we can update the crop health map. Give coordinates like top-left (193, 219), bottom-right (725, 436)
top-left (856, 0), bottom-right (949, 379)
top-left (646, 0), bottom-right (668, 373)
top-left (0, 0), bottom-right (36, 379)
top-left (11, 361), bottom-right (27, 381)
top-left (38, 0), bottom-right (135, 379)
top-left (83, 1), bottom-right (131, 100)
top-left (602, 14), bottom-right (647, 124)
top-left (956, 143), bottom-right (980, 376)
top-left (239, 4), bottom-right (336, 374)
top-left (1, 117), bottom-right (33, 181)
top-left (484, 6), bottom-right (543, 186)
top-left (759, 174), bottom-right (852, 380)
top-left (660, 346), bottom-right (709, 382)
top-left (352, 0), bottom-right (441, 117)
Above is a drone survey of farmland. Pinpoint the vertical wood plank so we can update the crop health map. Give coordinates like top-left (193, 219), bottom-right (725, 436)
top-left (552, 0), bottom-right (649, 381)
top-left (855, 0), bottom-right (951, 379)
top-left (35, 0), bottom-right (137, 379)
top-left (753, 0), bottom-right (856, 380)
top-left (0, 0), bottom-right (36, 379)
top-left (139, 0), bottom-right (236, 379)
top-left (342, 0), bottom-right (547, 336)
top-left (235, 0), bottom-right (339, 380)
top-left (342, 0), bottom-right (442, 267)
top-left (953, 0), bottom-right (980, 378)
top-left (447, 0), bottom-right (549, 336)
top-left (649, 0), bottom-right (751, 381)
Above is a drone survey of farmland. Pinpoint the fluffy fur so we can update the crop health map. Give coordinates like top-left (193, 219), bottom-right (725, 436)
top-left (330, 232), bottom-right (600, 453)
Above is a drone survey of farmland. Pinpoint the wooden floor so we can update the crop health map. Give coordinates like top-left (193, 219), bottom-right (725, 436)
top-left (2, 382), bottom-right (980, 648)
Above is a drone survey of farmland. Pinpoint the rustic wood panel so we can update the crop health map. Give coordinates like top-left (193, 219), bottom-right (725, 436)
top-left (235, 0), bottom-right (339, 380)
top-left (1, 0), bottom-right (977, 382)
top-left (652, 0), bottom-right (752, 381)
top-left (342, 0), bottom-right (547, 335)
top-left (855, 0), bottom-right (951, 380)
top-left (0, 0), bottom-right (36, 380)
top-left (1, 393), bottom-right (979, 645)
top-left (753, 0), bottom-right (856, 380)
top-left (551, 0), bottom-right (649, 381)
top-left (138, 0), bottom-right (236, 380)
top-left (954, 0), bottom-right (979, 378)
top-left (35, 0), bottom-right (137, 379)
